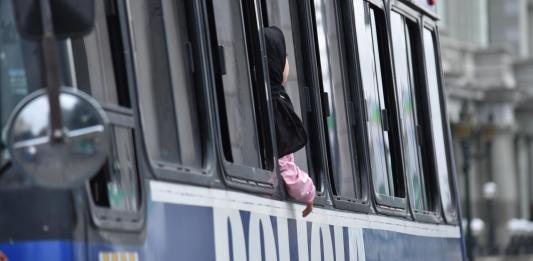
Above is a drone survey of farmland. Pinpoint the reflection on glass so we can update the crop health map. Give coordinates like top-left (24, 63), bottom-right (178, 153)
top-left (212, 0), bottom-right (261, 167)
top-left (108, 126), bottom-right (138, 211)
top-left (266, 0), bottom-right (309, 174)
top-left (424, 29), bottom-right (454, 216)
top-left (369, 10), bottom-right (395, 195)
top-left (391, 13), bottom-right (426, 210)
top-left (313, 0), bottom-right (358, 198)
top-left (353, 1), bottom-right (393, 197)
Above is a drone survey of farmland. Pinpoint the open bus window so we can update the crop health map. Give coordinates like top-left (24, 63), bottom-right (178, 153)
top-left (206, 0), bottom-right (276, 190)
top-left (131, 0), bottom-right (203, 170)
top-left (423, 28), bottom-right (457, 222)
top-left (209, 0), bottom-right (262, 168)
top-left (263, 0), bottom-right (321, 189)
top-left (390, 12), bottom-right (429, 211)
top-left (353, 1), bottom-right (405, 204)
top-left (90, 126), bottom-right (139, 211)
top-left (264, 0), bottom-right (310, 178)
top-left (313, 0), bottom-right (361, 199)
top-left (72, 0), bottom-right (142, 215)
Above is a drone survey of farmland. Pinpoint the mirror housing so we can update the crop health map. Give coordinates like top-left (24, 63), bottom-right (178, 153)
top-left (12, 0), bottom-right (95, 40)
top-left (5, 88), bottom-right (109, 189)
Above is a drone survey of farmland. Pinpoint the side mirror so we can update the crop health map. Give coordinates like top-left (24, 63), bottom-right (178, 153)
top-left (5, 88), bottom-right (109, 188)
top-left (12, 0), bottom-right (95, 40)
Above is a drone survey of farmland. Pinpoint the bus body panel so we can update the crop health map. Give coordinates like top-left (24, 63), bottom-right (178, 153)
top-left (0, 181), bottom-right (461, 261)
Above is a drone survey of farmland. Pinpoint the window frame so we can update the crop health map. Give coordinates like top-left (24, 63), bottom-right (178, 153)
top-left (204, 0), bottom-right (279, 195)
top-left (77, 0), bottom-right (145, 231)
top-left (347, 0), bottom-right (408, 217)
top-left (86, 110), bottom-right (144, 231)
top-left (310, 0), bottom-right (371, 212)
top-left (129, 0), bottom-right (218, 187)
top-left (390, 2), bottom-right (444, 224)
top-left (369, 2), bottom-right (408, 212)
top-left (421, 18), bottom-right (460, 225)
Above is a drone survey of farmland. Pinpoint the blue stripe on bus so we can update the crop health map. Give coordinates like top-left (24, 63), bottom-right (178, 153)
top-left (0, 240), bottom-right (78, 261)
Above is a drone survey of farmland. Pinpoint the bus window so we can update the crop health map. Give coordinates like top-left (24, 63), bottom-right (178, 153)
top-left (390, 13), bottom-right (428, 210)
top-left (91, 127), bottom-right (139, 211)
top-left (264, 0), bottom-right (309, 174)
top-left (210, 0), bottom-right (262, 168)
top-left (207, 0), bottom-right (275, 189)
top-left (423, 28), bottom-right (457, 221)
top-left (72, 0), bottom-right (141, 214)
top-left (131, 0), bottom-right (203, 169)
top-left (353, 1), bottom-right (405, 203)
top-left (263, 0), bottom-right (316, 184)
top-left (311, 0), bottom-right (361, 199)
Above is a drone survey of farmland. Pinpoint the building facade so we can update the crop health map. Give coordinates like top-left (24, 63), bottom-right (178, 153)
top-left (438, 0), bottom-right (533, 258)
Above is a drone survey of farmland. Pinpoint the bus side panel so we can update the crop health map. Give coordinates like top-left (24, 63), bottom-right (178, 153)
top-left (138, 198), bottom-right (460, 261)
top-left (0, 183), bottom-right (462, 261)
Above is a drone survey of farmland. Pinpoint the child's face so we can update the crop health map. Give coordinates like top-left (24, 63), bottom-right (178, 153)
top-left (282, 57), bottom-right (289, 84)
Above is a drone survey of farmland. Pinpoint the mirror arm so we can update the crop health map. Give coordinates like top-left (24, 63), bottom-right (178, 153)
top-left (39, 0), bottom-right (64, 142)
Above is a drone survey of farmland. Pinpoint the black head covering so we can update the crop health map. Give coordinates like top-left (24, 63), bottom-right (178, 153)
top-left (264, 26), bottom-right (287, 86)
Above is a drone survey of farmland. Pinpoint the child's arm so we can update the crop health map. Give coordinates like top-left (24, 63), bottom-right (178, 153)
top-left (278, 154), bottom-right (316, 205)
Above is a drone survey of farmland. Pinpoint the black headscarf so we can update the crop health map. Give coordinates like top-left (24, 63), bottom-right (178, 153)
top-left (264, 26), bottom-right (287, 86)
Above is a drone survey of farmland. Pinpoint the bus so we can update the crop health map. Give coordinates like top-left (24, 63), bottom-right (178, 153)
top-left (0, 0), bottom-right (465, 260)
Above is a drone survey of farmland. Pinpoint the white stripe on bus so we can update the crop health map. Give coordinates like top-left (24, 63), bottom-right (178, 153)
top-left (150, 180), bottom-right (461, 239)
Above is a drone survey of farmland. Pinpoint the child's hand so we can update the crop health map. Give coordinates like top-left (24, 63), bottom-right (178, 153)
top-left (302, 202), bottom-right (313, 217)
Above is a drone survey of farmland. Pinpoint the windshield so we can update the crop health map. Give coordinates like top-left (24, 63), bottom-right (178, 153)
top-left (1, 0), bottom-right (43, 132)
top-left (1, 0), bottom-right (72, 166)
top-left (0, 0), bottom-right (74, 179)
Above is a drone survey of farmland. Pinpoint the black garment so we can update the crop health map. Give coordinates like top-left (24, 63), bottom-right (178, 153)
top-left (265, 26), bottom-right (307, 157)
top-left (271, 84), bottom-right (307, 157)
top-left (264, 27), bottom-right (286, 85)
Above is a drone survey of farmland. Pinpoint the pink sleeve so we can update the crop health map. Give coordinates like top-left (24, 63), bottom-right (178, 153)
top-left (278, 154), bottom-right (316, 204)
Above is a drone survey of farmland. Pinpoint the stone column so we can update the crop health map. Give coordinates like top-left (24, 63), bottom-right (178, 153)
top-left (490, 125), bottom-right (518, 249)
top-left (516, 135), bottom-right (530, 220)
